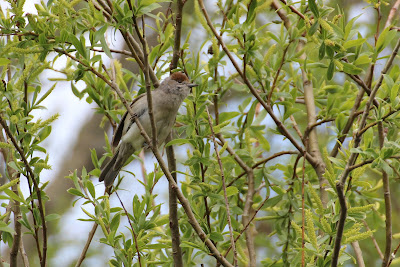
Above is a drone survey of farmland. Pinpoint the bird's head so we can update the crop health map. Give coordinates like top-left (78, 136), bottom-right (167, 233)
top-left (162, 72), bottom-right (197, 97)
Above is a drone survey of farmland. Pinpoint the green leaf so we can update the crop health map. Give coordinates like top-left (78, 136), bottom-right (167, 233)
top-left (225, 186), bottom-right (239, 197)
top-left (38, 125), bottom-right (52, 142)
top-left (0, 58), bottom-right (11, 66)
top-left (69, 33), bottom-right (86, 58)
top-left (344, 14), bottom-right (362, 40)
top-left (219, 112), bottom-right (240, 123)
top-left (165, 138), bottom-right (191, 147)
top-left (86, 181), bottom-right (96, 199)
top-left (354, 54), bottom-right (372, 65)
top-left (343, 38), bottom-right (366, 49)
top-left (376, 28), bottom-right (396, 53)
top-left (210, 232), bottom-right (224, 242)
top-left (36, 83), bottom-right (56, 106)
top-left (0, 178), bottom-right (20, 192)
top-left (309, 0), bottom-right (319, 18)
top-left (0, 224), bottom-right (15, 235)
top-left (335, 112), bottom-right (347, 133)
top-left (4, 189), bottom-right (25, 203)
top-left (327, 60), bottom-right (334, 80)
top-left (319, 42), bottom-right (325, 60)
top-left (265, 194), bottom-right (283, 207)
top-left (246, 0), bottom-right (258, 24)
top-left (250, 128), bottom-right (270, 151)
top-left (309, 21), bottom-right (320, 36)
top-left (67, 188), bottom-right (85, 198)
top-left (342, 62), bottom-right (362, 75)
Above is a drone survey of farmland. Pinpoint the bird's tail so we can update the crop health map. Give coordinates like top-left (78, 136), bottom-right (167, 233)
top-left (99, 149), bottom-right (123, 187)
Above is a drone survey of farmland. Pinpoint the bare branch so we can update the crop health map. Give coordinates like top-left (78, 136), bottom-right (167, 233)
top-left (74, 223), bottom-right (98, 267)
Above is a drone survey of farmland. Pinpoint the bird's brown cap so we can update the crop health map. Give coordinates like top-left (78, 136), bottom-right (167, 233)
top-left (170, 72), bottom-right (189, 83)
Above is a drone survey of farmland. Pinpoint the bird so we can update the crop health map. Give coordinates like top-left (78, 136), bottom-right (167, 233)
top-left (99, 72), bottom-right (197, 187)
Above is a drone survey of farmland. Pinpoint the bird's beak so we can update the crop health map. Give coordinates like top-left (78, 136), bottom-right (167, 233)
top-left (187, 83), bottom-right (198, 88)
top-left (188, 83), bottom-right (198, 93)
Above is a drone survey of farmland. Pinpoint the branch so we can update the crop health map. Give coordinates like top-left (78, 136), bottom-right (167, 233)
top-left (227, 151), bottom-right (298, 187)
top-left (116, 192), bottom-right (142, 266)
top-left (165, 134), bottom-right (183, 267)
top-left (363, 220), bottom-right (384, 260)
top-left (206, 108), bottom-right (237, 266)
top-left (167, 0), bottom-right (186, 265)
top-left (170, 0), bottom-right (184, 70)
top-left (351, 241), bottom-right (365, 267)
top-left (379, 122), bottom-right (392, 267)
top-left (74, 223), bottom-right (98, 267)
top-left (0, 116), bottom-right (47, 267)
top-left (384, 0), bottom-right (400, 29)
top-left (331, 37), bottom-right (400, 267)
top-left (90, 0), bottom-right (160, 87)
top-left (330, 87), bottom-right (365, 157)
top-left (19, 238), bottom-right (29, 267)
top-left (75, 54), bottom-right (233, 266)
top-left (222, 195), bottom-right (269, 259)
top-left (279, 0), bottom-right (306, 20)
top-left (0, 125), bottom-right (22, 267)
top-left (302, 63), bottom-right (327, 207)
top-left (216, 135), bottom-right (255, 266)
top-left (197, 0), bottom-right (317, 169)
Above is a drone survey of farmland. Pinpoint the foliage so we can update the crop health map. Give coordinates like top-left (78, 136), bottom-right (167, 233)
top-left (0, 0), bottom-right (400, 266)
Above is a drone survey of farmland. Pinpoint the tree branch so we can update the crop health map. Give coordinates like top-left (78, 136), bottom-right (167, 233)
top-left (206, 107), bottom-right (237, 266)
top-left (331, 37), bottom-right (400, 267)
top-left (0, 116), bottom-right (47, 267)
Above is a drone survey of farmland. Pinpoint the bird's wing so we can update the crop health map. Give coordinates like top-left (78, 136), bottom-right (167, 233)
top-left (111, 93), bottom-right (147, 147)
top-left (112, 111), bottom-right (127, 147)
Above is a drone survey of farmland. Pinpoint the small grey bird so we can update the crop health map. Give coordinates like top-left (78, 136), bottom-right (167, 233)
top-left (99, 72), bottom-right (197, 187)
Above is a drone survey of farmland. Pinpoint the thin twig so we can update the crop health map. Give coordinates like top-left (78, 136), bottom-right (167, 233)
top-left (227, 151), bottom-right (298, 187)
top-left (223, 195), bottom-right (270, 258)
top-left (115, 191), bottom-right (142, 266)
top-left (267, 44), bottom-right (289, 103)
top-left (279, 0), bottom-right (306, 20)
top-left (206, 107), bottom-right (237, 266)
top-left (363, 220), bottom-right (384, 260)
top-left (387, 241), bottom-right (400, 266)
top-left (379, 122), bottom-right (392, 267)
top-left (330, 87), bottom-right (365, 158)
top-left (0, 125), bottom-right (22, 267)
top-left (74, 223), bottom-right (98, 267)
